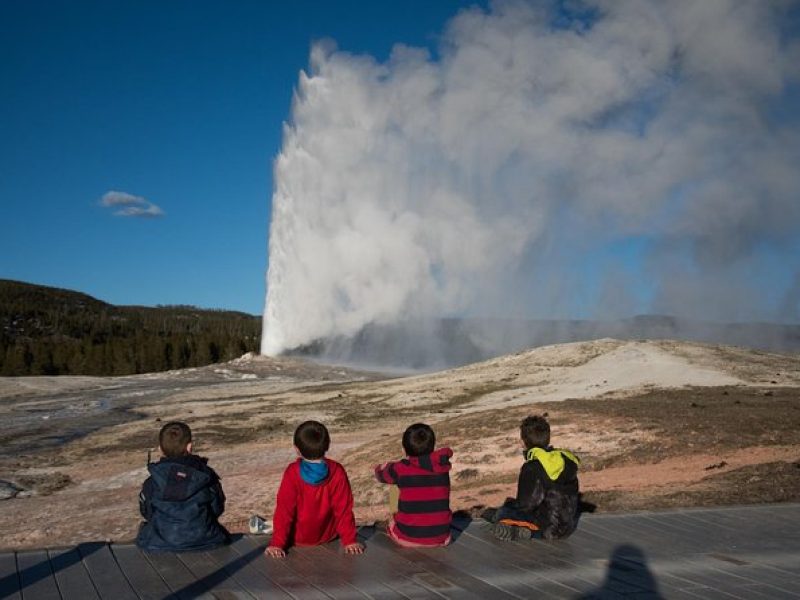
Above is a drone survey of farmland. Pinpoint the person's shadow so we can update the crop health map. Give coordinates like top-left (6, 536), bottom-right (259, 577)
top-left (580, 544), bottom-right (663, 599)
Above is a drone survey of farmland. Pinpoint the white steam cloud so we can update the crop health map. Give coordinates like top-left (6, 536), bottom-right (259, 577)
top-left (262, 0), bottom-right (800, 358)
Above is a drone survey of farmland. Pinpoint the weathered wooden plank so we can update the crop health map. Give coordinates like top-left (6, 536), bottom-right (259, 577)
top-left (366, 529), bottom-right (517, 600)
top-left (77, 543), bottom-right (137, 600)
top-left (142, 550), bottom-right (216, 600)
top-left (231, 536), bottom-right (330, 600)
top-left (111, 545), bottom-right (172, 600)
top-left (584, 516), bottom-right (679, 555)
top-left (454, 524), bottom-right (604, 596)
top-left (276, 543), bottom-right (368, 600)
top-left (556, 521), bottom-right (622, 558)
top-left (313, 542), bottom-right (408, 600)
top-left (0, 553), bottom-right (21, 600)
top-left (661, 559), bottom-right (752, 598)
top-left (735, 583), bottom-right (800, 600)
top-left (571, 517), bottom-right (641, 547)
top-left (357, 529), bottom-right (492, 600)
top-left (585, 515), bottom-right (710, 562)
top-left (48, 547), bottom-right (99, 600)
top-left (675, 512), bottom-right (741, 540)
top-left (354, 528), bottom-right (460, 599)
top-left (616, 513), bottom-right (697, 549)
top-left (708, 510), bottom-right (785, 544)
top-left (698, 558), bottom-right (800, 597)
top-left (639, 513), bottom-right (702, 537)
top-left (16, 550), bottom-right (61, 600)
top-left (175, 545), bottom-right (255, 599)
top-left (205, 541), bottom-right (293, 600)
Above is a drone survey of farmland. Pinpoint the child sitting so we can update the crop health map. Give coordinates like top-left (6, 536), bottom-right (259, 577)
top-left (491, 414), bottom-right (580, 541)
top-left (136, 421), bottom-right (229, 552)
top-left (266, 421), bottom-right (364, 557)
top-left (374, 423), bottom-right (453, 547)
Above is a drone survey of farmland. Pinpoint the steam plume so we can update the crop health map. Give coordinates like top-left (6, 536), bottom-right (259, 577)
top-left (262, 0), bottom-right (800, 361)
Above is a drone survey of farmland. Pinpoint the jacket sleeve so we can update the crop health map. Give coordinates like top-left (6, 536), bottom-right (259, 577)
top-left (374, 460), bottom-right (399, 484)
top-left (513, 461), bottom-right (546, 512)
top-left (210, 473), bottom-right (226, 518)
top-left (269, 466), bottom-right (298, 550)
top-left (139, 477), bottom-right (154, 520)
top-left (330, 466), bottom-right (358, 546)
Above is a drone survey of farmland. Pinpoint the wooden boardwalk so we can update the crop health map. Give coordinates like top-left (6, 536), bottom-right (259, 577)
top-left (2, 503), bottom-right (799, 599)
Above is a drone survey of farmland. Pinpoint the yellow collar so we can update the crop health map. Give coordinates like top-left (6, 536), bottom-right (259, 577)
top-left (526, 447), bottom-right (580, 480)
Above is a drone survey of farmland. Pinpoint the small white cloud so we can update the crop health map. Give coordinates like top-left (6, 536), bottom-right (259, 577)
top-left (100, 190), bottom-right (164, 218)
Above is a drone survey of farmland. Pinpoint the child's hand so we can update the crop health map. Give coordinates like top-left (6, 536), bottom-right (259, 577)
top-left (343, 542), bottom-right (365, 555)
top-left (265, 546), bottom-right (286, 558)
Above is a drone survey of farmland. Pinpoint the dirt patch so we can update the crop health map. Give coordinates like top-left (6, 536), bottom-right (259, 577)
top-left (583, 461), bottom-right (800, 511)
top-left (13, 471), bottom-right (73, 495)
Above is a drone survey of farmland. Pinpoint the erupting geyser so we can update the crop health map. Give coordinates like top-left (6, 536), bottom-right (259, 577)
top-left (262, 0), bottom-right (800, 365)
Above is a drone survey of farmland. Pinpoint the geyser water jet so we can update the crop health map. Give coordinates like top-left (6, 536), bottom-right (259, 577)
top-left (262, 0), bottom-right (800, 366)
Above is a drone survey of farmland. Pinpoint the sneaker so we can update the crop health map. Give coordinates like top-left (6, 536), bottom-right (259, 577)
top-left (248, 515), bottom-right (273, 535)
top-left (493, 522), bottom-right (518, 541)
top-left (493, 519), bottom-right (536, 541)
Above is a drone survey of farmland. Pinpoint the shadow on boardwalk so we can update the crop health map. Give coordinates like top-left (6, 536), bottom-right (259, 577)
top-left (579, 544), bottom-right (664, 600)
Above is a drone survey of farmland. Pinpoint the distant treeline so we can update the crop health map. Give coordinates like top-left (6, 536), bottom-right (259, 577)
top-left (0, 279), bottom-right (261, 376)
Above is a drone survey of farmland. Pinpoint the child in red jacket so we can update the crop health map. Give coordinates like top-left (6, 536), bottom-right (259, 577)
top-left (374, 423), bottom-right (452, 547)
top-left (266, 421), bottom-right (364, 557)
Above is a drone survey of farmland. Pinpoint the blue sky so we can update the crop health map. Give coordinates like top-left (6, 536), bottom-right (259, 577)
top-left (0, 1), bottom-right (480, 315)
top-left (3, 1), bottom-right (799, 327)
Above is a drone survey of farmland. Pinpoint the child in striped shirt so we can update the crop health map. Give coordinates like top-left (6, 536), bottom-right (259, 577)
top-left (374, 423), bottom-right (453, 547)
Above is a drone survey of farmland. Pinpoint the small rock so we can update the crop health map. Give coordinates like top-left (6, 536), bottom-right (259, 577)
top-left (764, 391), bottom-right (774, 397)
top-left (0, 480), bottom-right (22, 500)
top-left (456, 468), bottom-right (480, 481)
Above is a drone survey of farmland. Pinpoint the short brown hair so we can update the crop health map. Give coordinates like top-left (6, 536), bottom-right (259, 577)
top-left (159, 421), bottom-right (192, 457)
top-left (294, 421), bottom-right (330, 459)
top-left (402, 423), bottom-right (435, 457)
top-left (520, 415), bottom-right (550, 449)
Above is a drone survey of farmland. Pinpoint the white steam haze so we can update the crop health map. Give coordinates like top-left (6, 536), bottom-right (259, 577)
top-left (262, 0), bottom-right (800, 364)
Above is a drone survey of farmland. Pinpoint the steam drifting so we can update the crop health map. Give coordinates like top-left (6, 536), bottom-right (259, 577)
top-left (263, 0), bottom-right (800, 363)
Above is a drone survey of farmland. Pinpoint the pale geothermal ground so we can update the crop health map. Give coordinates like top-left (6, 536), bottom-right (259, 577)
top-left (1, 338), bottom-right (799, 550)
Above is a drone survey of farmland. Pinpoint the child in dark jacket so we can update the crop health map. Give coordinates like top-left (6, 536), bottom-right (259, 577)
top-left (266, 421), bottom-right (363, 557)
top-left (136, 421), bottom-right (229, 552)
top-left (491, 415), bottom-right (580, 541)
top-left (374, 423), bottom-right (453, 547)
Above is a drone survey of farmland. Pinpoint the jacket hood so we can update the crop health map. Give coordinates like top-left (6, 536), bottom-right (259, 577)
top-left (404, 447), bottom-right (452, 473)
top-left (299, 459), bottom-right (330, 485)
top-left (148, 454), bottom-right (216, 500)
top-left (526, 447), bottom-right (580, 481)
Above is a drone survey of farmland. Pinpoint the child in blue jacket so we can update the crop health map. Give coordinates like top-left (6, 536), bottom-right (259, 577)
top-left (136, 421), bottom-right (229, 552)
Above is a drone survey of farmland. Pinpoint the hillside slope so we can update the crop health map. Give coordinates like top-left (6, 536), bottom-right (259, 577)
top-left (0, 279), bottom-right (260, 376)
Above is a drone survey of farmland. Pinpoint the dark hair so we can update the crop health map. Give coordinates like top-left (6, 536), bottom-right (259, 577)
top-left (520, 415), bottom-right (550, 449)
top-left (294, 420), bottom-right (330, 459)
top-left (159, 421), bottom-right (192, 457)
top-left (402, 423), bottom-right (436, 457)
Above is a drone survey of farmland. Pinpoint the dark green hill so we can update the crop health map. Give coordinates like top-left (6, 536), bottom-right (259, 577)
top-left (0, 279), bottom-right (261, 376)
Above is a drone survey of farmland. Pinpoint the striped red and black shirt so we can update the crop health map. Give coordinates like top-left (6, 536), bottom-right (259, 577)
top-left (374, 447), bottom-right (452, 545)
